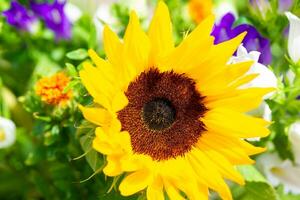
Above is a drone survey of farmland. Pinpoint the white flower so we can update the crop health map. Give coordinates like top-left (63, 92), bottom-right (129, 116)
top-left (0, 117), bottom-right (16, 149)
top-left (64, 3), bottom-right (82, 23)
top-left (289, 121), bottom-right (300, 164)
top-left (257, 121), bottom-right (300, 194)
top-left (229, 45), bottom-right (278, 96)
top-left (258, 153), bottom-right (300, 194)
top-left (285, 12), bottom-right (300, 63)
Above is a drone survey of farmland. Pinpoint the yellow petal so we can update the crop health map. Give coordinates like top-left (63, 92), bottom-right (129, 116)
top-left (196, 61), bottom-right (253, 95)
top-left (112, 91), bottom-right (129, 112)
top-left (203, 108), bottom-right (270, 138)
top-left (93, 128), bottom-right (114, 155)
top-left (87, 49), bottom-right (116, 84)
top-left (102, 27), bottom-right (130, 89)
top-left (229, 74), bottom-right (259, 88)
top-left (78, 105), bottom-right (112, 127)
top-left (199, 132), bottom-right (255, 165)
top-left (93, 137), bottom-right (114, 155)
top-left (239, 139), bottom-right (266, 155)
top-left (187, 32), bottom-right (246, 81)
top-left (164, 180), bottom-right (185, 200)
top-left (210, 32), bottom-right (246, 66)
top-left (188, 149), bottom-right (232, 200)
top-left (121, 154), bottom-right (153, 172)
top-left (148, 1), bottom-right (174, 66)
top-left (201, 131), bottom-right (266, 156)
top-left (162, 159), bottom-right (209, 200)
top-left (119, 169), bottom-right (152, 196)
top-left (198, 146), bottom-right (245, 185)
top-left (205, 87), bottom-right (275, 112)
top-left (146, 176), bottom-right (164, 200)
top-left (159, 15), bottom-right (215, 72)
top-left (103, 25), bottom-right (123, 67)
top-left (103, 156), bottom-right (123, 176)
top-left (123, 11), bottom-right (150, 78)
top-left (79, 62), bottom-right (118, 109)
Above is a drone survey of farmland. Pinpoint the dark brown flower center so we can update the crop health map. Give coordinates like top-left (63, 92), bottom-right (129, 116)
top-left (142, 98), bottom-right (176, 131)
top-left (118, 68), bottom-right (207, 161)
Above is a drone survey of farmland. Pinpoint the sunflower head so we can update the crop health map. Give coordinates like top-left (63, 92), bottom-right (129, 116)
top-left (79, 2), bottom-right (274, 200)
top-left (118, 68), bottom-right (208, 161)
top-left (36, 72), bottom-right (72, 105)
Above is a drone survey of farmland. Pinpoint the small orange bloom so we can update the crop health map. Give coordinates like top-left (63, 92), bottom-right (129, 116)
top-left (36, 72), bottom-right (72, 105)
top-left (189, 0), bottom-right (213, 24)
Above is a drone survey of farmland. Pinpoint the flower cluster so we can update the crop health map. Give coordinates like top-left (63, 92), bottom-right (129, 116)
top-left (2, 0), bottom-right (71, 39)
top-left (35, 72), bottom-right (72, 105)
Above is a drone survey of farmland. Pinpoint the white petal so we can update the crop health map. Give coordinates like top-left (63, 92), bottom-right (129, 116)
top-left (286, 69), bottom-right (296, 84)
top-left (240, 62), bottom-right (277, 90)
top-left (289, 121), bottom-right (300, 164)
top-left (258, 153), bottom-right (300, 194)
top-left (247, 102), bottom-right (272, 141)
top-left (262, 103), bottom-right (272, 122)
top-left (64, 3), bottom-right (82, 23)
top-left (229, 45), bottom-right (277, 98)
top-left (285, 12), bottom-right (300, 63)
top-left (0, 117), bottom-right (16, 149)
top-left (229, 45), bottom-right (260, 63)
top-left (248, 102), bottom-right (272, 121)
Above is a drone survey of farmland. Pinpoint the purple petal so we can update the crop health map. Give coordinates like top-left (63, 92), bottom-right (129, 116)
top-left (30, 0), bottom-right (72, 40)
top-left (211, 12), bottom-right (272, 65)
top-left (211, 13), bottom-right (236, 44)
top-left (2, 1), bottom-right (37, 31)
top-left (279, 0), bottom-right (293, 12)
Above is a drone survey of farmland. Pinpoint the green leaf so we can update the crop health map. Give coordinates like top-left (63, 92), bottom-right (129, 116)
top-left (78, 126), bottom-right (104, 172)
top-left (66, 49), bottom-right (88, 60)
top-left (65, 63), bottom-right (77, 76)
top-left (234, 166), bottom-right (280, 200)
top-left (241, 182), bottom-right (280, 200)
top-left (62, 80), bottom-right (78, 94)
top-left (43, 125), bottom-right (60, 146)
top-left (237, 165), bottom-right (266, 182)
top-left (33, 112), bottom-right (51, 122)
top-left (277, 185), bottom-right (300, 200)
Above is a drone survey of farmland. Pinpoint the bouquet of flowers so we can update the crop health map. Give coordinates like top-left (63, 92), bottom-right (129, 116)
top-left (1, 0), bottom-right (300, 199)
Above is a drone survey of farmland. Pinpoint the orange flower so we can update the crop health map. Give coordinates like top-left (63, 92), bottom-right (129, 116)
top-left (36, 72), bottom-right (72, 105)
top-left (189, 0), bottom-right (213, 24)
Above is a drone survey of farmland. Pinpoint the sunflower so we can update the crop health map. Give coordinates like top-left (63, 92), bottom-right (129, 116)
top-left (79, 2), bottom-right (274, 199)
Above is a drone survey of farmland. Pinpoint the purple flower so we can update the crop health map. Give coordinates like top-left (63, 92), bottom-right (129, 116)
top-left (250, 0), bottom-right (293, 13)
top-left (2, 1), bottom-right (37, 32)
top-left (211, 13), bottom-right (272, 65)
top-left (279, 0), bottom-right (293, 12)
top-left (30, 0), bottom-right (72, 40)
top-left (249, 0), bottom-right (271, 18)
